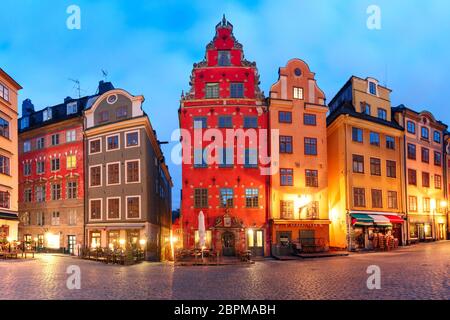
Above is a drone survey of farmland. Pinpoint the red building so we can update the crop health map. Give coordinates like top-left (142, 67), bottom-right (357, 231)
top-left (17, 96), bottom-right (86, 254)
top-left (179, 16), bottom-right (269, 257)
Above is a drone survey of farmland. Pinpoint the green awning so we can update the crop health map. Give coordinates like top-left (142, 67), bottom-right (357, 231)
top-left (0, 212), bottom-right (19, 221)
top-left (351, 213), bottom-right (374, 227)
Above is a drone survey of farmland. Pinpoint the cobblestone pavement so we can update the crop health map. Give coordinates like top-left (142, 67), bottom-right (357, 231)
top-left (0, 241), bottom-right (449, 300)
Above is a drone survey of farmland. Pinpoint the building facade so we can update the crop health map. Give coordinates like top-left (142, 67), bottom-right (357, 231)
top-left (84, 85), bottom-right (172, 261)
top-left (268, 59), bottom-right (330, 255)
top-left (327, 76), bottom-right (406, 250)
top-left (0, 68), bottom-right (22, 242)
top-left (179, 16), bottom-right (269, 257)
top-left (393, 106), bottom-right (447, 242)
top-left (18, 96), bottom-right (86, 253)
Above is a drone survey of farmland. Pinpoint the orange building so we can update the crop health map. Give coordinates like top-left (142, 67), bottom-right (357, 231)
top-left (327, 76), bottom-right (406, 250)
top-left (0, 68), bottom-right (22, 242)
top-left (268, 59), bottom-right (329, 255)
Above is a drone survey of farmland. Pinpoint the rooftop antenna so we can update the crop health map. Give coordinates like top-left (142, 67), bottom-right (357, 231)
top-left (101, 69), bottom-right (108, 81)
top-left (68, 78), bottom-right (81, 98)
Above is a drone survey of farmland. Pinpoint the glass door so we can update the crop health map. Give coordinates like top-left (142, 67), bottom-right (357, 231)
top-left (67, 235), bottom-right (76, 255)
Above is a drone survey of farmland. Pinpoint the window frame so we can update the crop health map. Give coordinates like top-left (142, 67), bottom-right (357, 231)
top-left (126, 195), bottom-right (141, 220)
top-left (106, 162), bottom-right (121, 186)
top-left (106, 134), bottom-right (120, 152)
top-left (89, 198), bottom-right (103, 221)
top-left (125, 159), bottom-right (141, 184)
top-left (89, 165), bottom-right (102, 188)
top-left (89, 138), bottom-right (102, 155)
top-left (106, 197), bottom-right (121, 221)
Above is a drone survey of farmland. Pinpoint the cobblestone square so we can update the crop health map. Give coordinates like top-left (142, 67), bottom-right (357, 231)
top-left (0, 242), bottom-right (449, 300)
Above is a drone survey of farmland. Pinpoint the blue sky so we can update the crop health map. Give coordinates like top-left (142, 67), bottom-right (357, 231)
top-left (1, 0), bottom-right (450, 209)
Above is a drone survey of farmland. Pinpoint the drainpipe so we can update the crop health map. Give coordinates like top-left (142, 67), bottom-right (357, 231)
top-left (266, 102), bottom-right (273, 258)
top-left (401, 113), bottom-right (409, 246)
top-left (344, 119), bottom-right (351, 251)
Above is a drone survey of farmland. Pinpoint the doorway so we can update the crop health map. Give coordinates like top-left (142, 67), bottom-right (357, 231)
top-left (67, 235), bottom-right (76, 255)
top-left (222, 231), bottom-right (235, 256)
top-left (247, 229), bottom-right (264, 257)
top-left (438, 224), bottom-right (446, 240)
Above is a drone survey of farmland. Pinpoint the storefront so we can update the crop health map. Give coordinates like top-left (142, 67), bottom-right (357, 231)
top-left (0, 212), bottom-right (19, 242)
top-left (349, 212), bottom-right (405, 251)
top-left (408, 214), bottom-right (447, 242)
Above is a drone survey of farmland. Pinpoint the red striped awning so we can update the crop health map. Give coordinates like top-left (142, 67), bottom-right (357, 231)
top-left (384, 215), bottom-right (405, 224)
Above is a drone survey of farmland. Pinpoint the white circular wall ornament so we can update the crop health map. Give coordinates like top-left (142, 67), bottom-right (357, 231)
top-left (107, 94), bottom-right (118, 105)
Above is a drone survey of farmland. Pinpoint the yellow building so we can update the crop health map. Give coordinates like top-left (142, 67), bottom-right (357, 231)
top-left (268, 59), bottom-right (329, 255)
top-left (0, 68), bottom-right (22, 242)
top-left (327, 76), bottom-right (405, 250)
top-left (392, 106), bottom-right (447, 242)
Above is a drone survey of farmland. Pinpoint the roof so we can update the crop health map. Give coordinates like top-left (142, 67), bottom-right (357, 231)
top-left (327, 101), bottom-right (404, 130)
top-left (392, 104), bottom-right (448, 129)
top-left (0, 68), bottom-right (22, 90)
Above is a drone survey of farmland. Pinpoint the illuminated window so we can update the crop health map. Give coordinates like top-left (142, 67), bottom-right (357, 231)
top-left (293, 87), bottom-right (303, 100)
top-left (66, 155), bottom-right (76, 169)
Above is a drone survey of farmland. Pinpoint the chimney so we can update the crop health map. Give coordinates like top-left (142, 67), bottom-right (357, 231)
top-left (22, 99), bottom-right (35, 116)
top-left (98, 81), bottom-right (114, 95)
top-left (64, 96), bottom-right (72, 103)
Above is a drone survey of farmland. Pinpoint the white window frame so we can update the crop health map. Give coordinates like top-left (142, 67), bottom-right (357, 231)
top-left (125, 159), bottom-right (141, 184)
top-left (106, 134), bottom-right (120, 152)
top-left (23, 141), bottom-right (31, 153)
top-left (66, 102), bottom-right (78, 115)
top-left (66, 154), bottom-right (77, 170)
top-left (89, 138), bottom-right (102, 155)
top-left (126, 195), bottom-right (141, 220)
top-left (89, 198), bottom-right (103, 221)
top-left (51, 158), bottom-right (60, 172)
top-left (89, 164), bottom-right (102, 188)
top-left (125, 130), bottom-right (140, 148)
top-left (37, 137), bottom-right (45, 149)
top-left (106, 162), bottom-right (121, 186)
top-left (66, 129), bottom-right (76, 143)
top-left (106, 197), bottom-right (121, 221)
top-left (293, 87), bottom-right (304, 100)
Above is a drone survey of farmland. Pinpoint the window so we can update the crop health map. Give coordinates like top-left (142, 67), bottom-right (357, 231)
top-left (205, 83), bottom-right (219, 99)
top-left (99, 111), bottom-right (109, 123)
top-left (303, 114), bottom-right (316, 126)
top-left (0, 82), bottom-right (10, 101)
top-left (43, 108), bottom-right (52, 121)
top-left (352, 127), bottom-right (363, 143)
top-left (36, 137), bottom-right (45, 150)
top-left (407, 121), bottom-right (415, 134)
top-left (23, 141), bottom-right (31, 153)
top-left (35, 186), bottom-right (45, 202)
top-left (421, 147), bottom-right (429, 163)
top-left (106, 135), bottom-right (119, 151)
top-left (0, 156), bottom-right (10, 175)
top-left (386, 160), bottom-right (396, 178)
top-left (66, 130), bottom-right (76, 143)
top-left (304, 137), bottom-right (317, 155)
top-left (0, 117), bottom-right (9, 139)
top-left (107, 198), bottom-right (120, 220)
top-left (243, 116), bottom-right (257, 128)
top-left (36, 161), bottom-right (45, 174)
top-left (219, 188), bottom-right (234, 208)
top-left (352, 155), bottom-right (364, 173)
top-left (280, 136), bottom-right (293, 153)
top-left (89, 139), bottom-right (101, 154)
top-left (307, 202), bottom-right (319, 219)
top-left (194, 188), bottom-right (208, 208)
top-left (51, 212), bottom-right (60, 226)
top-left (66, 155), bottom-right (76, 169)
top-left (0, 191), bottom-right (10, 208)
top-left (68, 210), bottom-right (77, 226)
top-left (51, 134), bottom-right (59, 146)
top-left (218, 116), bottom-right (232, 128)
top-left (387, 191), bottom-right (398, 209)
top-left (20, 117), bottom-right (29, 130)
top-left (369, 82), bottom-right (377, 95)
top-left (51, 184), bottom-right (61, 200)
top-left (126, 196), bottom-right (140, 219)
top-left (278, 111), bottom-right (292, 123)
top-left (24, 163), bottom-right (31, 176)
top-left (230, 83), bottom-right (244, 98)
top-left (371, 189), bottom-right (382, 208)
top-left (370, 132), bottom-right (380, 146)
top-left (423, 198), bottom-right (431, 213)
top-left (422, 172), bottom-right (430, 188)
top-left (51, 158), bottom-right (60, 171)
top-left (194, 148), bottom-right (208, 168)
top-left (421, 127), bottom-right (429, 140)
top-left (37, 212), bottom-right (45, 226)
top-left (116, 106), bottom-right (127, 118)
top-left (386, 136), bottom-right (395, 150)
top-left (433, 131), bottom-right (441, 143)
top-left (370, 158), bottom-right (381, 176)
top-left (193, 117), bottom-right (207, 129)
top-left (353, 188), bottom-right (366, 207)
top-left (90, 199), bottom-right (102, 220)
top-left (218, 148), bottom-right (233, 168)
top-left (280, 168), bottom-right (293, 186)
top-left (67, 102), bottom-right (77, 115)
top-left (280, 200), bottom-right (294, 219)
top-left (361, 102), bottom-right (371, 115)
top-left (305, 170), bottom-right (318, 187)
top-left (408, 169), bottom-right (417, 185)
top-left (244, 149), bottom-right (258, 168)
top-left (90, 166), bottom-right (102, 187)
top-left (107, 163), bottom-right (120, 185)
top-left (408, 196), bottom-right (418, 212)
top-left (24, 188), bottom-right (32, 203)
top-left (435, 175), bottom-right (442, 189)
top-left (126, 160), bottom-right (140, 183)
top-left (407, 143), bottom-right (416, 160)
top-left (293, 87), bottom-right (303, 99)
top-left (67, 181), bottom-right (77, 199)
top-left (218, 51), bottom-right (231, 66)
top-left (245, 189), bottom-right (259, 208)
top-left (434, 151), bottom-right (442, 166)
top-left (377, 108), bottom-right (387, 120)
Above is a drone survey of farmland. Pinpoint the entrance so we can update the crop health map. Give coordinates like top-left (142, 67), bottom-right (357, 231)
top-left (417, 223), bottom-right (425, 241)
top-left (247, 229), bottom-right (264, 257)
top-left (437, 224), bottom-right (446, 240)
top-left (67, 235), bottom-right (76, 255)
top-left (222, 231), bottom-right (235, 256)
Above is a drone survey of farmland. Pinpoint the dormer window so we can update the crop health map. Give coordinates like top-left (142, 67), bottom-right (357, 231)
top-left (368, 81), bottom-right (377, 95)
top-left (20, 117), bottom-right (29, 130)
top-left (43, 108), bottom-right (52, 121)
top-left (67, 102), bottom-right (78, 115)
top-left (361, 102), bottom-right (371, 115)
top-left (218, 51), bottom-right (231, 66)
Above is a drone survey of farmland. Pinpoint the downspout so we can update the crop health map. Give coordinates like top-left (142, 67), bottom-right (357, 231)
top-left (401, 113), bottom-right (409, 246)
top-left (266, 101), bottom-right (273, 258)
top-left (344, 119), bottom-right (351, 251)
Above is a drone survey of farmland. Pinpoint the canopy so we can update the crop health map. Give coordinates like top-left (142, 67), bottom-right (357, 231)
top-left (368, 215), bottom-right (392, 227)
top-left (384, 215), bottom-right (405, 224)
top-left (351, 213), bottom-right (374, 227)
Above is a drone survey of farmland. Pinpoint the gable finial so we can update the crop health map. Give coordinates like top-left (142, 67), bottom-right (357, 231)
top-left (222, 14), bottom-right (227, 26)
